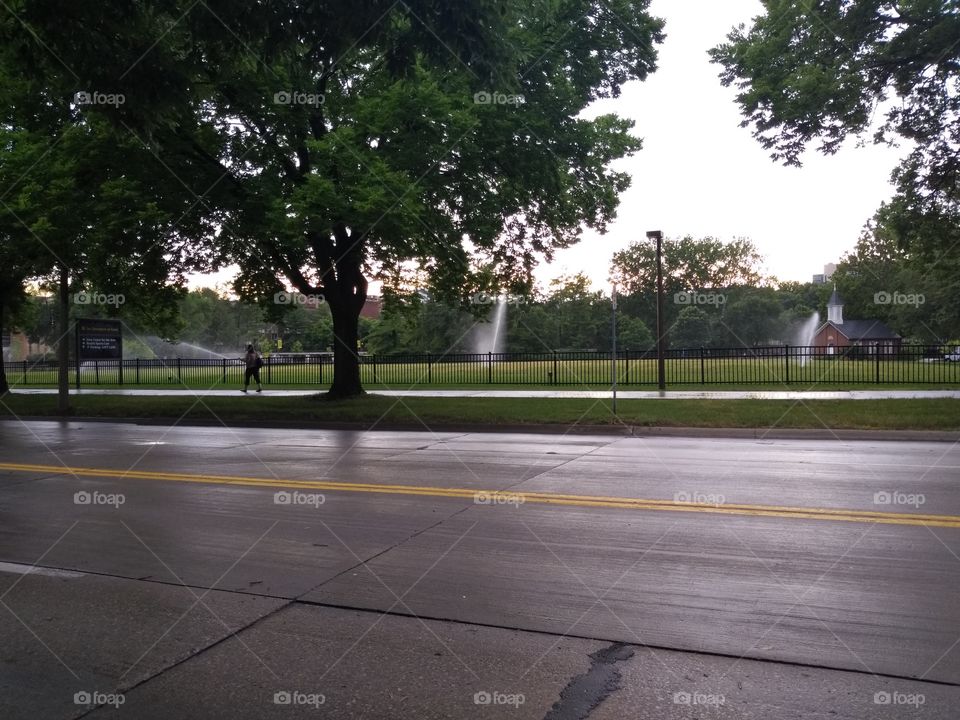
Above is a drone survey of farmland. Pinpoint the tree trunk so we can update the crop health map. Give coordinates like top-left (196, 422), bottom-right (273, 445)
top-left (324, 254), bottom-right (367, 399)
top-left (328, 298), bottom-right (363, 398)
top-left (289, 228), bottom-right (368, 399)
top-left (57, 265), bottom-right (70, 415)
top-left (0, 303), bottom-right (9, 396)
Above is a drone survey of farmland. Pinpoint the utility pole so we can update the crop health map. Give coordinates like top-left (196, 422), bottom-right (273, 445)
top-left (611, 284), bottom-right (617, 414)
top-left (647, 230), bottom-right (666, 390)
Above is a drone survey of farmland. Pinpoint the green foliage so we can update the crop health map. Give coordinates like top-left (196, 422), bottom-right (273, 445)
top-left (719, 292), bottom-right (782, 347)
top-left (0, 0), bottom-right (663, 394)
top-left (831, 221), bottom-right (956, 340)
top-left (610, 235), bottom-right (769, 342)
top-left (711, 1), bottom-right (960, 291)
top-left (611, 235), bottom-right (767, 296)
top-left (616, 314), bottom-right (654, 350)
top-left (0, 101), bottom-right (211, 341)
top-left (711, 2), bottom-right (959, 168)
top-left (1, 0), bottom-right (666, 395)
top-left (671, 306), bottom-right (714, 348)
top-left (176, 289), bottom-right (269, 353)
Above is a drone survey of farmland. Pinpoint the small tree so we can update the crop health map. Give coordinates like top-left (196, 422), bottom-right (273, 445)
top-left (671, 306), bottom-right (714, 349)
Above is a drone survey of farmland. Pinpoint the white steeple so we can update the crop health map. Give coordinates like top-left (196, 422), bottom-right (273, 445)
top-left (827, 285), bottom-right (843, 325)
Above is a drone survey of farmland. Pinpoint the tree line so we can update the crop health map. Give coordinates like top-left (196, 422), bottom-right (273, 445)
top-left (2, 1), bottom-right (957, 396)
top-left (10, 230), bottom-right (953, 362)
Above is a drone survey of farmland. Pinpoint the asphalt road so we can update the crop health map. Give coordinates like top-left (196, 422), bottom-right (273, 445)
top-left (1, 420), bottom-right (958, 718)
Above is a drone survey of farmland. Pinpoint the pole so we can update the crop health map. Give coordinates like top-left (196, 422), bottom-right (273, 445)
top-left (611, 284), bottom-right (617, 414)
top-left (649, 230), bottom-right (666, 390)
top-left (57, 264), bottom-right (71, 414)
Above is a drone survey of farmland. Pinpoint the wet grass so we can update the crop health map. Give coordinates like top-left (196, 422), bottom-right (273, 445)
top-left (1, 393), bottom-right (957, 431)
top-left (8, 356), bottom-right (960, 390)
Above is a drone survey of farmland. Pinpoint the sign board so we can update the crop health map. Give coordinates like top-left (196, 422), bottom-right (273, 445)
top-left (76, 318), bottom-right (122, 360)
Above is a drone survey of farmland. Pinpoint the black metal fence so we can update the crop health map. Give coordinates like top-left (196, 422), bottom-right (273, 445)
top-left (6, 344), bottom-right (960, 387)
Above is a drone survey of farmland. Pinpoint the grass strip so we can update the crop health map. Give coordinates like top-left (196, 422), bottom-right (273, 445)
top-left (1, 393), bottom-right (958, 431)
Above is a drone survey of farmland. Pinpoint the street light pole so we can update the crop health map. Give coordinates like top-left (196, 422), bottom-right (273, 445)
top-left (611, 284), bottom-right (617, 414)
top-left (647, 230), bottom-right (666, 390)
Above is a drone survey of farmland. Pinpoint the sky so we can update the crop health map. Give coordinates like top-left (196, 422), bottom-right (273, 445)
top-left (189, 0), bottom-right (906, 294)
top-left (544, 0), bottom-right (906, 289)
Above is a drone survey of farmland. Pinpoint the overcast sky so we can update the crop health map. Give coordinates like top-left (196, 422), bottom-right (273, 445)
top-left (543, 0), bottom-right (906, 290)
top-left (189, 0), bottom-right (906, 294)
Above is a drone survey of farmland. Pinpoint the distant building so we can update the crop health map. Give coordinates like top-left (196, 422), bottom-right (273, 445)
top-left (812, 263), bottom-right (837, 285)
top-left (811, 287), bottom-right (901, 355)
top-left (360, 296), bottom-right (381, 319)
top-left (294, 294), bottom-right (380, 318)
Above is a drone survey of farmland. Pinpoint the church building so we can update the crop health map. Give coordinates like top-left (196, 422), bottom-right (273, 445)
top-left (811, 287), bottom-right (902, 355)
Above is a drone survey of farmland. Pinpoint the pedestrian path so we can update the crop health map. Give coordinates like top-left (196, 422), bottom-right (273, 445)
top-left (13, 388), bottom-right (960, 400)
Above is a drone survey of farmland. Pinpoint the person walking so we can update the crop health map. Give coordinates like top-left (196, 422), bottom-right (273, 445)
top-left (242, 344), bottom-right (263, 393)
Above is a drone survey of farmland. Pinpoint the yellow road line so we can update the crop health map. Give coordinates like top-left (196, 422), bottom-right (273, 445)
top-left (2, 462), bottom-right (959, 528)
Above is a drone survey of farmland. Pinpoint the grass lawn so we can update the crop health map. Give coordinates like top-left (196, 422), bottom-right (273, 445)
top-left (8, 356), bottom-right (960, 391)
top-left (1, 393), bottom-right (958, 431)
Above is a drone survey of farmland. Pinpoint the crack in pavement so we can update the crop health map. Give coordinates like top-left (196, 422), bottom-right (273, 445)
top-left (544, 642), bottom-right (635, 720)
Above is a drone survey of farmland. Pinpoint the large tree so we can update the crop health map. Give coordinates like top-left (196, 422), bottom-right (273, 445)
top-left (710, 1), bottom-right (960, 283)
top-left (4, 0), bottom-right (664, 397)
top-left (212, 0), bottom-right (664, 396)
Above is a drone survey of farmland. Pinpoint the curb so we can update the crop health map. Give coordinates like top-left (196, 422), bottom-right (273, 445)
top-left (2, 415), bottom-right (957, 443)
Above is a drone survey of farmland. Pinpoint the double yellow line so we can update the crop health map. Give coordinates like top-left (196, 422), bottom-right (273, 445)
top-left (3, 461), bottom-right (959, 528)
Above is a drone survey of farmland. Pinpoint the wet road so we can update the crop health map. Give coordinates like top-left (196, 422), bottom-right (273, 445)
top-left (1, 420), bottom-right (958, 718)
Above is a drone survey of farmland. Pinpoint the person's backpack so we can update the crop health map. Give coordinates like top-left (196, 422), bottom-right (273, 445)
top-left (255, 354), bottom-right (264, 369)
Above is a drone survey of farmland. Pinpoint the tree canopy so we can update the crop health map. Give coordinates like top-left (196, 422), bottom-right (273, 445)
top-left (1, 0), bottom-right (665, 396)
top-left (610, 235), bottom-right (767, 295)
top-left (711, 1), bottom-right (960, 283)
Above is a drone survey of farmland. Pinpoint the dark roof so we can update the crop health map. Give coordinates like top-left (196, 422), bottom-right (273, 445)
top-left (818, 319), bottom-right (901, 340)
top-left (828, 286), bottom-right (843, 306)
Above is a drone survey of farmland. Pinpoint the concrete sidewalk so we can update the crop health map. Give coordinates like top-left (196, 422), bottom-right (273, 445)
top-left (12, 387), bottom-right (960, 400)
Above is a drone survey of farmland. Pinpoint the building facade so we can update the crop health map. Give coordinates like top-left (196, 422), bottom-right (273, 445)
top-left (811, 288), bottom-right (901, 355)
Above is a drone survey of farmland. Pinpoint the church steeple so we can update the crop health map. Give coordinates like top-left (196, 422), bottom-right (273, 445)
top-left (827, 285), bottom-right (843, 325)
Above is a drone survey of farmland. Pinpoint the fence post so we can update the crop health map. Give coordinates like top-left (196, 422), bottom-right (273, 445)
top-left (700, 347), bottom-right (705, 384)
top-left (876, 346), bottom-right (881, 384)
top-left (136, 358), bottom-right (140, 384)
top-left (784, 344), bottom-right (790, 385)
top-left (267, 356), bottom-right (271, 385)
top-left (487, 352), bottom-right (492, 384)
top-left (118, 358), bottom-right (123, 385)
top-left (372, 355), bottom-right (377, 384)
top-left (95, 360), bottom-right (100, 385)
top-left (177, 357), bottom-right (181, 383)
top-left (23, 360), bottom-right (27, 385)
top-left (222, 358), bottom-right (227, 384)
top-left (553, 351), bottom-right (558, 385)
top-left (428, 355), bottom-right (433, 384)
top-left (625, 350), bottom-right (630, 385)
